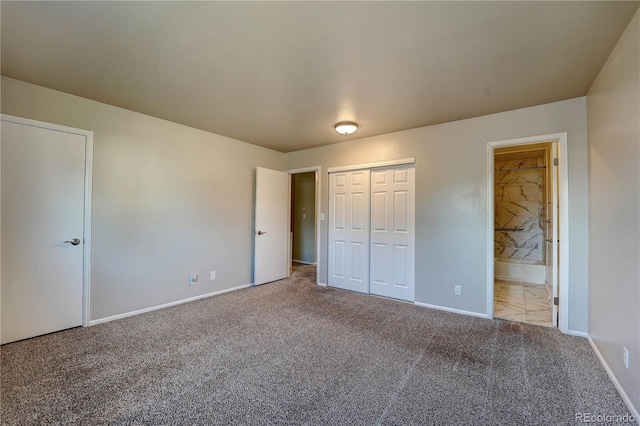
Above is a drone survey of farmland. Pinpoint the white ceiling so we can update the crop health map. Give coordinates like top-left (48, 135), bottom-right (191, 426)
top-left (1, 1), bottom-right (638, 152)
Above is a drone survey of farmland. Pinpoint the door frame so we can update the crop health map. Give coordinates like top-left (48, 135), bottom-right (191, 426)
top-left (0, 114), bottom-right (94, 327)
top-left (486, 132), bottom-right (569, 333)
top-left (286, 166), bottom-right (321, 285)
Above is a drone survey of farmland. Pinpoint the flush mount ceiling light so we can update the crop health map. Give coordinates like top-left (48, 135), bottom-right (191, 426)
top-left (334, 122), bottom-right (358, 135)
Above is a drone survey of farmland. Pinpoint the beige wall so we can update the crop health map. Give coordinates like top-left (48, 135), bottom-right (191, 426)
top-left (0, 78), bottom-right (591, 333)
top-left (286, 97), bottom-right (589, 332)
top-left (587, 11), bottom-right (639, 414)
top-left (1, 77), bottom-right (285, 320)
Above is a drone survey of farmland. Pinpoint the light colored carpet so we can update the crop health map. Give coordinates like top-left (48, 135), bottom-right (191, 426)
top-left (1, 265), bottom-right (630, 424)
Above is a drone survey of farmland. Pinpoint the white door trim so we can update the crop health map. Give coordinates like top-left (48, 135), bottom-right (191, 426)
top-left (286, 166), bottom-right (321, 285)
top-left (327, 157), bottom-right (415, 173)
top-left (0, 114), bottom-right (93, 328)
top-left (486, 132), bottom-right (569, 333)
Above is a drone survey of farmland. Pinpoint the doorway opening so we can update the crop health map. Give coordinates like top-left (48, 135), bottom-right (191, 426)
top-left (487, 133), bottom-right (569, 333)
top-left (494, 143), bottom-right (553, 326)
top-left (287, 167), bottom-right (320, 285)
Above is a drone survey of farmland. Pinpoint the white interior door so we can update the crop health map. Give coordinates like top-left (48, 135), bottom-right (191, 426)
top-left (254, 167), bottom-right (289, 285)
top-left (328, 170), bottom-right (370, 293)
top-left (369, 166), bottom-right (415, 302)
top-left (1, 119), bottom-right (86, 344)
top-left (546, 143), bottom-right (559, 326)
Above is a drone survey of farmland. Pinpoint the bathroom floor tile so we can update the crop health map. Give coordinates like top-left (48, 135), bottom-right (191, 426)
top-left (524, 284), bottom-right (548, 299)
top-left (495, 301), bottom-right (525, 313)
top-left (494, 280), bottom-right (552, 327)
top-left (526, 309), bottom-right (552, 324)
top-left (525, 298), bottom-right (551, 311)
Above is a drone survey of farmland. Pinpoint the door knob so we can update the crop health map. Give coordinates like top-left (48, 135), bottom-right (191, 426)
top-left (64, 238), bottom-right (81, 246)
top-left (256, 231), bottom-right (267, 236)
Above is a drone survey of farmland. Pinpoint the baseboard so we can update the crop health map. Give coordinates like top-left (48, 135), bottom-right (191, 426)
top-left (292, 259), bottom-right (316, 265)
top-left (317, 282), bottom-right (328, 287)
top-left (414, 302), bottom-right (488, 319)
top-left (89, 283), bottom-right (252, 326)
top-left (588, 336), bottom-right (640, 423)
top-left (565, 329), bottom-right (588, 338)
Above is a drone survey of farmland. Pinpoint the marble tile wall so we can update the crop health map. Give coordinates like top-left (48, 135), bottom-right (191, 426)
top-left (495, 156), bottom-right (545, 262)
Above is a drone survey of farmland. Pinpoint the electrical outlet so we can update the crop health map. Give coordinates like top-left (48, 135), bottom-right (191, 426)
top-left (210, 271), bottom-right (216, 280)
top-left (189, 274), bottom-right (199, 286)
top-left (454, 285), bottom-right (461, 296)
top-left (623, 347), bottom-right (629, 369)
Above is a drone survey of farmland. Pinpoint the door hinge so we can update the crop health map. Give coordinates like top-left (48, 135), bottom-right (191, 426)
top-left (553, 297), bottom-right (559, 306)
top-left (553, 158), bottom-right (559, 166)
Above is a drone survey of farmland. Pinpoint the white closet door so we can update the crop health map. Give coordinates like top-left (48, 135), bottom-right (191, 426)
top-left (369, 166), bottom-right (415, 302)
top-left (328, 170), bottom-right (370, 293)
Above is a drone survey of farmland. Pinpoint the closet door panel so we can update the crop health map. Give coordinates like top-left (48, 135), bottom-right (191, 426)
top-left (370, 165), bottom-right (415, 302)
top-left (328, 170), bottom-right (370, 293)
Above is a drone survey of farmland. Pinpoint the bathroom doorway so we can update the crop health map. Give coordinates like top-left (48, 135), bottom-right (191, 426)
top-left (494, 143), bottom-right (554, 326)
top-left (487, 133), bottom-right (568, 332)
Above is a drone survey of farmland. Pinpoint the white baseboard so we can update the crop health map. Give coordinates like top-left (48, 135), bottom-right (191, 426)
top-left (414, 301), bottom-right (488, 319)
top-left (292, 259), bottom-right (316, 265)
top-left (588, 336), bottom-right (640, 423)
top-left (88, 283), bottom-right (252, 326)
top-left (565, 329), bottom-right (588, 338)
top-left (317, 282), bottom-right (328, 287)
